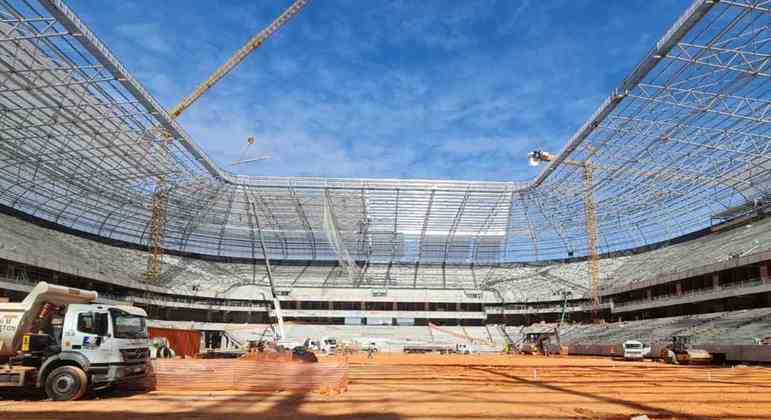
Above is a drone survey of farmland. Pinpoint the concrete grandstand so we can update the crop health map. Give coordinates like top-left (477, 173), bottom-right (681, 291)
top-left (0, 0), bottom-right (770, 364)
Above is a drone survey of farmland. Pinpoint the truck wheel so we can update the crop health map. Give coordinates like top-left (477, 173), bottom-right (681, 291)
top-left (45, 366), bottom-right (89, 401)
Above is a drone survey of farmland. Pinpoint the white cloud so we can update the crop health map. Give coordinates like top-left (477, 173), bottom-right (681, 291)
top-left (83, 0), bottom-right (676, 182)
top-left (115, 23), bottom-right (171, 54)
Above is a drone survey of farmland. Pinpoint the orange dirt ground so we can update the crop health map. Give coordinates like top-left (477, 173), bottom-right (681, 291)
top-left (2, 353), bottom-right (771, 419)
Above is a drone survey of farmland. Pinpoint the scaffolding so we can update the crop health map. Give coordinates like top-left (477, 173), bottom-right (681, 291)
top-left (0, 0), bottom-right (768, 290)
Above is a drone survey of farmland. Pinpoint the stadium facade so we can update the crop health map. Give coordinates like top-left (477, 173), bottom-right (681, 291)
top-left (0, 0), bottom-right (770, 342)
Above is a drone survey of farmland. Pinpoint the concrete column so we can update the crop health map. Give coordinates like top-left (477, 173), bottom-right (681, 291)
top-left (424, 301), bottom-right (430, 311)
top-left (761, 264), bottom-right (769, 283)
top-left (676, 283), bottom-right (682, 296)
top-left (645, 289), bottom-right (652, 300)
top-left (456, 302), bottom-right (462, 312)
top-left (328, 301), bottom-right (333, 310)
top-left (392, 301), bottom-right (397, 311)
top-left (206, 310), bottom-right (213, 322)
top-left (713, 273), bottom-right (720, 289)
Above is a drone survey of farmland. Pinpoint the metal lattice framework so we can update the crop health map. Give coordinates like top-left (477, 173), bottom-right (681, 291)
top-left (0, 0), bottom-right (769, 284)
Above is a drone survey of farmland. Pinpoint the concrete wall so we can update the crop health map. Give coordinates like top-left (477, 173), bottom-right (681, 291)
top-left (551, 342), bottom-right (771, 363)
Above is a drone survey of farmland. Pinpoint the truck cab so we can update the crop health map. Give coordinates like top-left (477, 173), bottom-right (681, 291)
top-left (320, 337), bottom-right (337, 355)
top-left (622, 340), bottom-right (650, 360)
top-left (304, 337), bottom-right (337, 355)
top-left (59, 304), bottom-right (150, 384)
top-left (1, 282), bottom-right (150, 400)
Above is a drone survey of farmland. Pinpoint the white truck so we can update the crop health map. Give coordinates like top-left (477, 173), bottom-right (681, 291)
top-left (0, 282), bottom-right (151, 400)
top-left (623, 340), bottom-right (651, 361)
top-left (305, 337), bottom-right (337, 355)
top-left (403, 343), bottom-right (469, 354)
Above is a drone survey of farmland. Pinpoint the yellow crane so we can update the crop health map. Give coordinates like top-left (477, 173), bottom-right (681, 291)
top-left (168, 0), bottom-right (309, 119)
top-left (528, 150), bottom-right (601, 319)
top-left (527, 148), bottom-right (739, 319)
top-left (144, 0), bottom-right (310, 282)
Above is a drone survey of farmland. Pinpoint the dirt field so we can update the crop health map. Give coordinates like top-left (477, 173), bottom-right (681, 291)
top-left (2, 353), bottom-right (771, 419)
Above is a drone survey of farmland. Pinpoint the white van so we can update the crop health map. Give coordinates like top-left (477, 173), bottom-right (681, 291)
top-left (623, 340), bottom-right (651, 360)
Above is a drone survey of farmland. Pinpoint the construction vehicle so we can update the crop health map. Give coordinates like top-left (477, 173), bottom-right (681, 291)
top-left (403, 343), bottom-right (468, 354)
top-left (660, 335), bottom-right (712, 365)
top-left (305, 337), bottom-right (337, 355)
top-left (149, 337), bottom-right (176, 359)
top-left (0, 282), bottom-right (150, 400)
top-left (622, 340), bottom-right (651, 361)
top-left (519, 332), bottom-right (555, 355)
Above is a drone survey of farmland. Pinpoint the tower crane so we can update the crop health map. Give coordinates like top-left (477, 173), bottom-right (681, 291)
top-left (528, 150), bottom-right (601, 319)
top-left (143, 0), bottom-right (310, 282)
top-left (526, 148), bottom-right (738, 319)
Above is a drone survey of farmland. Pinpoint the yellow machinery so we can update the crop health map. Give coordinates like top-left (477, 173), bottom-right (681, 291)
top-left (660, 335), bottom-right (712, 365)
top-left (519, 332), bottom-right (555, 355)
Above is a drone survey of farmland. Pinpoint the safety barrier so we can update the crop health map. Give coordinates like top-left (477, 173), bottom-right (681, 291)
top-left (151, 359), bottom-right (348, 393)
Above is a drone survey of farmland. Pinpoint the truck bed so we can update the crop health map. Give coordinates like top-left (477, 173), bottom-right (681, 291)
top-left (403, 344), bottom-right (455, 353)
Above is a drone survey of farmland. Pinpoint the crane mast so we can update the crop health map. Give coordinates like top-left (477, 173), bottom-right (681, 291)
top-left (528, 151), bottom-right (602, 321)
top-left (143, 0), bottom-right (310, 283)
top-left (582, 162), bottom-right (601, 318)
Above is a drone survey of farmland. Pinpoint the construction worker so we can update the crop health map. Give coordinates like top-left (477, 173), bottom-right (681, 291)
top-left (367, 343), bottom-right (375, 359)
top-left (538, 335), bottom-right (550, 357)
top-left (664, 346), bottom-right (679, 365)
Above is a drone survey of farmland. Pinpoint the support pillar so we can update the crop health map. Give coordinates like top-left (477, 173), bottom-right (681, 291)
top-left (645, 289), bottom-right (652, 300)
top-left (761, 264), bottom-right (769, 283)
top-left (675, 283), bottom-right (682, 296)
top-left (713, 273), bottom-right (720, 289)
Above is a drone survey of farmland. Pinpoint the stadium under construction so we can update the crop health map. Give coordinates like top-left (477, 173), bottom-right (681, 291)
top-left (1, 0), bottom-right (770, 418)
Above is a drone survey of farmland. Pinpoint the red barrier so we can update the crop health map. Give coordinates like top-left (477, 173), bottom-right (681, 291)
top-left (148, 327), bottom-right (201, 357)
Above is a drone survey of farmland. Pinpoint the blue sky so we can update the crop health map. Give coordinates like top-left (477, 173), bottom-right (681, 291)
top-left (70, 0), bottom-right (687, 181)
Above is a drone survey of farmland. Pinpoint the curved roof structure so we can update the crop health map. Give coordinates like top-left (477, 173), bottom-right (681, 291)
top-left (0, 0), bottom-right (769, 271)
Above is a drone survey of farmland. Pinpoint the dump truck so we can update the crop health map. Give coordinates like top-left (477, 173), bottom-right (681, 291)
top-left (660, 335), bottom-right (712, 365)
top-left (0, 282), bottom-right (151, 400)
